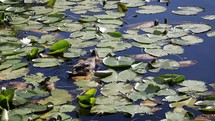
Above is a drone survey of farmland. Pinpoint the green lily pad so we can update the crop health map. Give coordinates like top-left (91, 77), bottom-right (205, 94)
top-left (155, 74), bottom-right (185, 85)
top-left (39, 88), bottom-right (72, 105)
top-left (32, 58), bottom-right (63, 68)
top-left (177, 80), bottom-right (207, 93)
top-left (171, 35), bottom-right (204, 46)
top-left (131, 62), bottom-right (148, 74)
top-left (101, 82), bottom-right (133, 96)
top-left (175, 23), bottom-right (211, 33)
top-left (163, 44), bottom-right (184, 55)
top-left (145, 48), bottom-right (168, 57)
top-left (49, 40), bottom-right (70, 54)
top-left (156, 89), bottom-right (177, 96)
top-left (0, 67), bottom-right (29, 81)
top-left (115, 105), bottom-right (152, 117)
top-left (137, 5), bottom-right (167, 14)
top-left (103, 56), bottom-right (135, 68)
top-left (100, 69), bottom-right (118, 83)
top-left (163, 95), bottom-right (189, 102)
top-left (151, 59), bottom-right (180, 70)
top-left (163, 111), bottom-right (190, 121)
top-left (118, 69), bottom-right (137, 82)
top-left (95, 96), bottom-right (131, 105)
top-left (172, 6), bottom-right (204, 16)
top-left (90, 104), bottom-right (117, 114)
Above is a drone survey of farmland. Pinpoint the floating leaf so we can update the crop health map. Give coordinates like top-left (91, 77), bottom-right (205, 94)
top-left (151, 59), bottom-right (180, 70)
top-left (202, 15), bottom-right (215, 20)
top-left (100, 69), bottom-right (118, 83)
top-left (116, 105), bottom-right (152, 117)
top-left (163, 95), bottom-right (189, 102)
top-left (179, 60), bottom-right (197, 67)
top-left (49, 40), bottom-right (70, 54)
top-left (131, 62), bottom-right (148, 74)
top-left (107, 31), bottom-right (123, 38)
top-left (101, 82), bottom-right (133, 96)
top-left (90, 104), bottom-right (117, 114)
top-left (32, 58), bottom-right (63, 68)
top-left (156, 89), bottom-right (177, 96)
top-left (155, 74), bottom-right (185, 85)
top-left (163, 111), bottom-right (190, 121)
top-left (103, 56), bottom-right (135, 68)
top-left (0, 67), bottom-right (29, 81)
top-left (172, 6), bottom-right (203, 16)
top-left (39, 88), bottom-right (72, 105)
top-left (177, 80), bottom-right (207, 93)
top-left (118, 69), bottom-right (137, 82)
top-left (137, 5), bottom-right (166, 14)
top-left (163, 44), bottom-right (184, 55)
top-left (171, 35), bottom-right (204, 46)
top-left (175, 23), bottom-right (211, 34)
top-left (145, 48), bottom-right (168, 57)
top-left (141, 100), bottom-right (157, 107)
top-left (95, 96), bottom-right (131, 105)
top-left (170, 98), bottom-right (196, 108)
top-left (207, 30), bottom-right (215, 37)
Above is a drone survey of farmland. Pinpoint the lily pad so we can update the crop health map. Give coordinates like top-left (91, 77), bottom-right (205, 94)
top-left (103, 56), bottom-right (135, 68)
top-left (207, 30), bottom-right (215, 37)
top-left (49, 40), bottom-right (70, 54)
top-left (39, 88), bottom-right (72, 105)
top-left (32, 58), bottom-right (63, 68)
top-left (0, 67), bottom-right (29, 81)
top-left (171, 35), bottom-right (204, 46)
top-left (118, 69), bottom-right (137, 82)
top-left (101, 82), bottom-right (133, 96)
top-left (175, 23), bottom-right (211, 34)
top-left (177, 80), bottom-right (207, 93)
top-left (172, 6), bottom-right (204, 16)
top-left (202, 15), bottom-right (215, 20)
top-left (115, 105), bottom-right (152, 117)
top-left (137, 5), bottom-right (167, 14)
top-left (145, 48), bottom-right (168, 57)
top-left (163, 44), bottom-right (184, 55)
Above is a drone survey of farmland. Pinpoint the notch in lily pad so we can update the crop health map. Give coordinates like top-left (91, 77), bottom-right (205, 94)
top-left (49, 40), bottom-right (70, 55)
top-left (78, 88), bottom-right (97, 108)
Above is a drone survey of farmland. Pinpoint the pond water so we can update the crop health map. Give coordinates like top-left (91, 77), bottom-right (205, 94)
top-left (0, 0), bottom-right (215, 120)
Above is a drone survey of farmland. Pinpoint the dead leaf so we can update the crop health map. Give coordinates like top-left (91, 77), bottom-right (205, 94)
top-left (30, 29), bottom-right (48, 34)
top-left (195, 114), bottom-right (215, 121)
top-left (209, 83), bottom-right (215, 90)
top-left (152, 107), bottom-right (162, 112)
top-left (72, 72), bottom-right (94, 81)
top-left (140, 100), bottom-right (157, 107)
top-left (179, 60), bottom-right (197, 67)
top-left (127, 21), bottom-right (154, 30)
top-left (131, 54), bottom-right (157, 60)
top-left (1, 81), bottom-right (31, 90)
